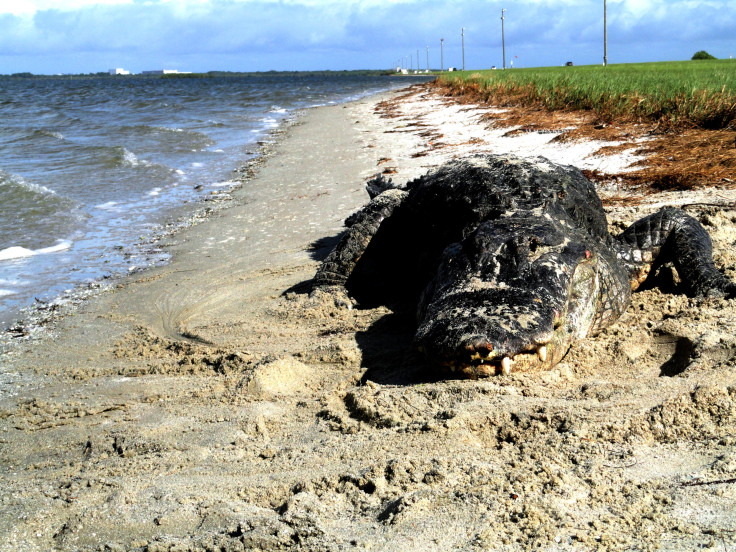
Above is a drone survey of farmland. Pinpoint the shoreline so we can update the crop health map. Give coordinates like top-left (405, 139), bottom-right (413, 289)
top-left (2, 84), bottom-right (736, 551)
top-left (0, 107), bottom-right (297, 351)
top-left (0, 83), bottom-right (378, 354)
top-left (0, 76), bottom-right (428, 342)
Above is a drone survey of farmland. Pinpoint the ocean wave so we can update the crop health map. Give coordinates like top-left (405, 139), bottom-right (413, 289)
top-left (123, 124), bottom-right (209, 139)
top-left (0, 240), bottom-right (72, 262)
top-left (121, 147), bottom-right (141, 167)
top-left (50, 143), bottom-right (151, 171)
top-left (153, 126), bottom-right (184, 133)
top-left (0, 170), bottom-right (84, 255)
top-left (0, 277), bottom-right (26, 297)
top-left (0, 278), bottom-right (28, 286)
top-left (34, 129), bottom-right (65, 140)
top-left (95, 201), bottom-right (121, 211)
top-left (106, 146), bottom-right (151, 169)
top-left (6, 128), bottom-right (66, 145)
top-left (128, 124), bottom-right (215, 151)
top-left (0, 170), bottom-right (59, 198)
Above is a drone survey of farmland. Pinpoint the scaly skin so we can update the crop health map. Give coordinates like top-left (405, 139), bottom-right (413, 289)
top-left (313, 154), bottom-right (735, 377)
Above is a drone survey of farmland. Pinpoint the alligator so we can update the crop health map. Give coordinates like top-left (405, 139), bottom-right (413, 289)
top-left (312, 154), bottom-right (736, 377)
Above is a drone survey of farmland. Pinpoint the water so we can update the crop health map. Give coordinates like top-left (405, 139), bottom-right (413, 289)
top-left (0, 73), bottom-right (430, 330)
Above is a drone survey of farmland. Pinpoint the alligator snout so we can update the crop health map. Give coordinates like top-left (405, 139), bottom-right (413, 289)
top-left (413, 219), bottom-right (602, 377)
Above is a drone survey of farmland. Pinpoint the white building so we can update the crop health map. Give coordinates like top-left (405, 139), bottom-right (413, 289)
top-left (141, 69), bottom-right (192, 75)
top-left (109, 68), bottom-right (130, 75)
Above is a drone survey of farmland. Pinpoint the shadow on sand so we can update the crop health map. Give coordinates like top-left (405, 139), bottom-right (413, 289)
top-left (282, 234), bottom-right (452, 386)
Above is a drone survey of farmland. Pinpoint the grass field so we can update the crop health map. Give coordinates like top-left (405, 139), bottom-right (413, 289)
top-left (436, 60), bottom-right (736, 129)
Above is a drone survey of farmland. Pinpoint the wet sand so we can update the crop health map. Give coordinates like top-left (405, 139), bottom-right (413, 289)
top-left (2, 84), bottom-right (736, 551)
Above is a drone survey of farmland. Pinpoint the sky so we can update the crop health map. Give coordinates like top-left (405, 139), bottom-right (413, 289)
top-left (0, 0), bottom-right (734, 74)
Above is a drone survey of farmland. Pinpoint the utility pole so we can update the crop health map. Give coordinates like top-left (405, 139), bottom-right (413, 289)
top-left (417, 49), bottom-right (420, 71)
top-left (501, 9), bottom-right (506, 69)
top-left (426, 45), bottom-right (429, 72)
top-left (462, 27), bottom-right (465, 71)
top-left (603, 0), bottom-right (608, 66)
top-left (440, 38), bottom-right (444, 71)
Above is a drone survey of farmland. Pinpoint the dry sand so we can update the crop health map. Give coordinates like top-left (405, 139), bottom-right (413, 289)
top-left (1, 84), bottom-right (736, 551)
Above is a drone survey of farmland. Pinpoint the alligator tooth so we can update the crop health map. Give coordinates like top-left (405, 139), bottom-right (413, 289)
top-left (501, 356), bottom-right (512, 375)
top-left (537, 345), bottom-right (548, 362)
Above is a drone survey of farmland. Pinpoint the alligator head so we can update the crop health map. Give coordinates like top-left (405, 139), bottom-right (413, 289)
top-left (414, 213), bottom-right (607, 377)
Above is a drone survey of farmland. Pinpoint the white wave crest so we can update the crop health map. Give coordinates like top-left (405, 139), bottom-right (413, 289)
top-left (121, 148), bottom-right (143, 167)
top-left (0, 170), bottom-right (58, 197)
top-left (153, 126), bottom-right (184, 133)
top-left (0, 240), bottom-right (72, 262)
top-left (96, 201), bottom-right (120, 211)
top-left (39, 129), bottom-right (65, 140)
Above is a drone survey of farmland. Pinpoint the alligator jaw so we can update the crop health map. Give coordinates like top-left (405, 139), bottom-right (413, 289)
top-left (433, 342), bottom-right (556, 378)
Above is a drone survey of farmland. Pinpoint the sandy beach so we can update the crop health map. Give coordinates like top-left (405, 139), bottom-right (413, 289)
top-left (2, 83), bottom-right (736, 551)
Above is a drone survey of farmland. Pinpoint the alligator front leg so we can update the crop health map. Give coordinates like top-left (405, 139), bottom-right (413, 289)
top-left (312, 189), bottom-right (407, 288)
top-left (615, 207), bottom-right (736, 297)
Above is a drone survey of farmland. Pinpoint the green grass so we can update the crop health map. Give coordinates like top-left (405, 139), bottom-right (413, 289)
top-left (437, 60), bottom-right (736, 129)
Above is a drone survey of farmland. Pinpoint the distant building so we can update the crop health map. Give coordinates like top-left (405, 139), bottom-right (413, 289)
top-left (109, 68), bottom-right (130, 75)
top-left (141, 69), bottom-right (191, 75)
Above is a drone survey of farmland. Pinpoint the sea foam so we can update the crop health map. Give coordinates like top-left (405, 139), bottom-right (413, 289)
top-left (0, 241), bottom-right (72, 261)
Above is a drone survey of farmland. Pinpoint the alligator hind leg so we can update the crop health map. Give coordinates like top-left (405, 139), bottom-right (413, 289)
top-left (615, 206), bottom-right (736, 297)
top-left (312, 189), bottom-right (407, 289)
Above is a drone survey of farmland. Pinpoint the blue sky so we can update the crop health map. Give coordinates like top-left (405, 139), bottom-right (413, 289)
top-left (0, 0), bottom-right (734, 74)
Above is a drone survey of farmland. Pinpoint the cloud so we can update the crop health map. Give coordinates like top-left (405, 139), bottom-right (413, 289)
top-left (3, 0), bottom-right (134, 16)
top-left (1, 0), bottom-right (734, 73)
